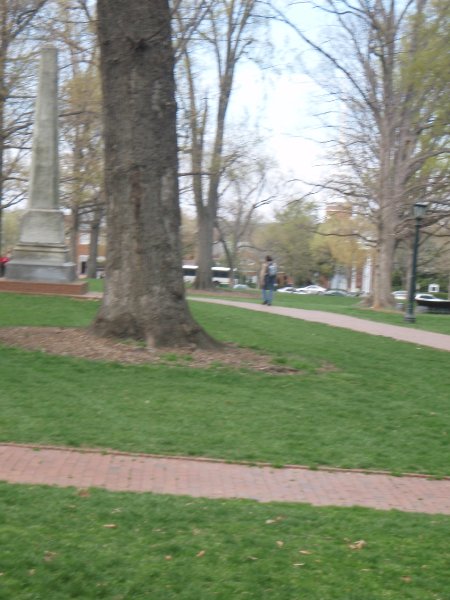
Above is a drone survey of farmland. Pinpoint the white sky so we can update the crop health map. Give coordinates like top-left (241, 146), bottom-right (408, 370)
top-left (227, 3), bottom-right (332, 216)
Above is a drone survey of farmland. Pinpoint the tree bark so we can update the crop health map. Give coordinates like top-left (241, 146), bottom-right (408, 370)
top-left (195, 205), bottom-right (215, 288)
top-left (373, 225), bottom-right (396, 308)
top-left (93, 0), bottom-right (218, 348)
top-left (86, 205), bottom-right (102, 279)
top-left (69, 205), bottom-right (79, 266)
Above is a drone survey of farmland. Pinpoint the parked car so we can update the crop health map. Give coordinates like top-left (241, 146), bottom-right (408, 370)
top-left (277, 287), bottom-right (298, 293)
top-left (296, 285), bottom-right (326, 295)
top-left (415, 293), bottom-right (438, 301)
top-left (233, 284), bottom-right (250, 290)
top-left (392, 290), bottom-right (408, 300)
top-left (323, 289), bottom-right (349, 296)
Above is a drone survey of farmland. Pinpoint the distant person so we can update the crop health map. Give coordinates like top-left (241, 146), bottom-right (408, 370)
top-left (260, 255), bottom-right (277, 305)
top-left (0, 255), bottom-right (9, 277)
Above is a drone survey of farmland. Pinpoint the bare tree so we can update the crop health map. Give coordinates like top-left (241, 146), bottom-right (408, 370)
top-left (216, 145), bottom-right (277, 275)
top-left (93, 0), bottom-right (217, 348)
top-left (175, 0), bottom-right (264, 288)
top-left (279, 0), bottom-right (450, 307)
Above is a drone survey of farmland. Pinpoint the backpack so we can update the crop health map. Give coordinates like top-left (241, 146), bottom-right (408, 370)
top-left (267, 262), bottom-right (277, 277)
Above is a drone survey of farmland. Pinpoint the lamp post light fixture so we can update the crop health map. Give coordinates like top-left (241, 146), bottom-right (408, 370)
top-left (404, 202), bottom-right (428, 323)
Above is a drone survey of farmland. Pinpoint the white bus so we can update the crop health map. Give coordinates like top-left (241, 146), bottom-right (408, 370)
top-left (182, 265), bottom-right (237, 286)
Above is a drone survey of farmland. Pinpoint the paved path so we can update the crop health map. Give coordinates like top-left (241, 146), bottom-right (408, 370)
top-left (190, 297), bottom-right (450, 352)
top-left (87, 292), bottom-right (450, 351)
top-left (2, 298), bottom-right (449, 514)
top-left (1, 444), bottom-right (449, 514)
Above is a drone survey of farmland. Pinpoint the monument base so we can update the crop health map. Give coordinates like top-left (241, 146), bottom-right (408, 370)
top-left (5, 260), bottom-right (77, 283)
top-left (6, 241), bottom-right (76, 283)
top-left (0, 279), bottom-right (88, 296)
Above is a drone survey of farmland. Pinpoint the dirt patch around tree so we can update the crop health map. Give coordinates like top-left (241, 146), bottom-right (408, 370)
top-left (0, 327), bottom-right (301, 375)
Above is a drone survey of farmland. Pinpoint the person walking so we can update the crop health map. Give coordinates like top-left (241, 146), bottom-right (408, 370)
top-left (260, 255), bottom-right (277, 305)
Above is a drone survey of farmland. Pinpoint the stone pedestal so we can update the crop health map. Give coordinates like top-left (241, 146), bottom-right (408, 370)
top-left (5, 245), bottom-right (76, 282)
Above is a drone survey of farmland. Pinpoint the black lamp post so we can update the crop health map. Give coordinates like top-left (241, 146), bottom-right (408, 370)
top-left (404, 202), bottom-right (428, 323)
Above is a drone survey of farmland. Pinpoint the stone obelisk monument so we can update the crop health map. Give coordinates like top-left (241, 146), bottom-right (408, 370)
top-left (6, 47), bottom-right (76, 283)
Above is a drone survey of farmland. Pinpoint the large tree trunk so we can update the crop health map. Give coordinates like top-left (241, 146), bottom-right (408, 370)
top-left (69, 205), bottom-right (79, 267)
top-left (194, 77), bottom-right (231, 290)
top-left (373, 230), bottom-right (396, 308)
top-left (86, 205), bottom-right (102, 279)
top-left (93, 0), bottom-right (218, 349)
top-left (372, 184), bottom-right (397, 309)
top-left (195, 206), bottom-right (214, 289)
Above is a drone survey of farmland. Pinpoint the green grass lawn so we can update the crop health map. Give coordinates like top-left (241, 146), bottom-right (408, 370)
top-left (1, 291), bottom-right (449, 599)
top-left (0, 291), bottom-right (99, 327)
top-left (86, 277), bottom-right (104, 293)
top-left (0, 293), bottom-right (449, 476)
top-left (1, 483), bottom-right (449, 600)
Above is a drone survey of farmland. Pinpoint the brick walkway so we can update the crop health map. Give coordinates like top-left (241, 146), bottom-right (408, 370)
top-left (1, 444), bottom-right (449, 515)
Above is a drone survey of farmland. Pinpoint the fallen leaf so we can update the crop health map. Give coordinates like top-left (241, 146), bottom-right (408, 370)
top-left (103, 524), bottom-right (117, 529)
top-left (247, 556), bottom-right (258, 561)
top-left (348, 540), bottom-right (366, 550)
top-left (293, 563), bottom-right (305, 567)
top-left (299, 550), bottom-right (312, 555)
top-left (401, 576), bottom-right (412, 583)
top-left (196, 550), bottom-right (206, 558)
top-left (77, 488), bottom-right (90, 498)
top-left (164, 555), bottom-right (172, 561)
top-left (276, 541), bottom-right (284, 547)
top-left (265, 516), bottom-right (283, 524)
top-left (44, 551), bottom-right (57, 562)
